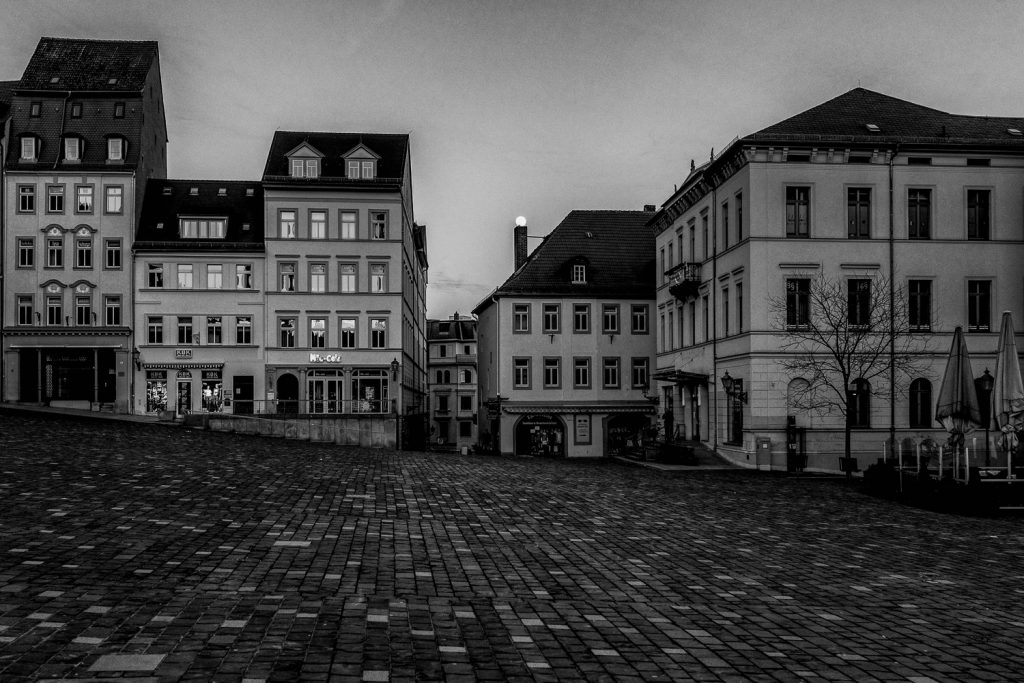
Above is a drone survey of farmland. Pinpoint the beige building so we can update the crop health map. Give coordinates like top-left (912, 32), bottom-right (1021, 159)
top-left (427, 314), bottom-right (478, 451)
top-left (475, 211), bottom-right (657, 457)
top-left (651, 88), bottom-right (1024, 472)
top-left (2, 38), bottom-right (166, 412)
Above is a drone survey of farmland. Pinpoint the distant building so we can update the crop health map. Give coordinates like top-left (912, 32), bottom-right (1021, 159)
top-left (474, 210), bottom-right (657, 457)
top-left (427, 314), bottom-right (478, 450)
top-left (133, 180), bottom-right (265, 417)
top-left (651, 88), bottom-right (1024, 471)
top-left (260, 132), bottom-right (429, 445)
top-left (2, 38), bottom-right (167, 411)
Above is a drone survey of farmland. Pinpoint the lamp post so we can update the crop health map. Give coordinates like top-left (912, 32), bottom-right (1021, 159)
top-left (720, 371), bottom-right (746, 403)
top-left (979, 368), bottom-right (994, 466)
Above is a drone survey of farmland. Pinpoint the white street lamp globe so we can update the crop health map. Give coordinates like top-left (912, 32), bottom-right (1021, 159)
top-left (515, 216), bottom-right (527, 227)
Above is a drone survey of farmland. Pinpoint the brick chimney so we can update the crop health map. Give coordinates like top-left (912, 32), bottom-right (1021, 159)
top-left (513, 218), bottom-right (528, 270)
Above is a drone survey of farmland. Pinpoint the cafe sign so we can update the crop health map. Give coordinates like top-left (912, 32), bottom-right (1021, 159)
top-left (309, 352), bottom-right (343, 363)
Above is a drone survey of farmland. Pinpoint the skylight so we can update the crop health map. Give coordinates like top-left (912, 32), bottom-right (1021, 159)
top-left (217, 188), bottom-right (227, 196)
top-left (49, 77), bottom-right (59, 84)
top-left (161, 187), bottom-right (172, 195)
top-left (189, 187), bottom-right (198, 196)
top-left (1009, 128), bottom-right (1023, 137)
top-left (107, 78), bottom-right (117, 85)
top-left (865, 124), bottom-right (881, 133)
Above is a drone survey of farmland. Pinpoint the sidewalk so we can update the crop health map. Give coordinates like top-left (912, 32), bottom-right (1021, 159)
top-left (0, 402), bottom-right (168, 425)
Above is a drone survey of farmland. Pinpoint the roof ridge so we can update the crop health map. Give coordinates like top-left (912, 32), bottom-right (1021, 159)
top-left (41, 36), bottom-right (158, 45)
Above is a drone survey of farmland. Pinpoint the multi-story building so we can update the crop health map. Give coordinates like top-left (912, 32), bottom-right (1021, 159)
top-left (651, 88), bottom-right (1024, 471)
top-left (260, 132), bottom-right (428, 441)
top-left (427, 314), bottom-right (478, 450)
top-left (475, 211), bottom-right (657, 457)
top-left (2, 38), bottom-right (166, 412)
top-left (133, 180), bottom-right (265, 417)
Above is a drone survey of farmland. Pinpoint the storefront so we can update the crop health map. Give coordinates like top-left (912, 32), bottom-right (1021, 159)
top-left (6, 336), bottom-right (130, 411)
top-left (514, 414), bottom-right (566, 457)
top-left (265, 363), bottom-right (394, 415)
top-left (142, 363), bottom-right (225, 416)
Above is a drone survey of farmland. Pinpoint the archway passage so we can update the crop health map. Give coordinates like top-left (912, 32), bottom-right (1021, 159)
top-left (514, 414), bottom-right (565, 457)
top-left (276, 373), bottom-right (299, 414)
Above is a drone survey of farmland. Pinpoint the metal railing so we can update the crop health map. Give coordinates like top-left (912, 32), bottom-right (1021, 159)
top-left (229, 398), bottom-right (394, 417)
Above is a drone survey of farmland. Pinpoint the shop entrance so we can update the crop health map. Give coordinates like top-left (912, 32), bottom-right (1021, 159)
top-left (233, 376), bottom-right (254, 414)
top-left (276, 374), bottom-right (298, 414)
top-left (514, 414), bottom-right (565, 457)
top-left (308, 370), bottom-right (343, 413)
top-left (176, 370), bottom-right (193, 415)
top-left (607, 414), bottom-right (648, 457)
top-left (19, 348), bottom-right (117, 405)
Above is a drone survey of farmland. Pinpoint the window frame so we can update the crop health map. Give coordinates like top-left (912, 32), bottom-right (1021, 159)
top-left (786, 278), bottom-right (811, 329)
top-left (339, 263), bottom-right (357, 293)
top-left (107, 136), bottom-right (124, 162)
top-left (17, 238), bottom-right (34, 268)
top-left (785, 185), bottom-right (811, 238)
top-left (369, 317), bottom-right (388, 349)
top-left (339, 317), bottom-right (357, 349)
top-left (177, 263), bottom-right (194, 289)
top-left (206, 263), bottom-right (223, 289)
top-left (630, 304), bottom-right (649, 334)
top-left (370, 210), bottom-right (388, 240)
top-left (309, 262), bottom-right (327, 293)
top-left (966, 188), bottom-right (991, 240)
top-left (572, 303), bottom-right (591, 333)
top-left (908, 279), bottom-right (932, 332)
top-left (207, 316), bottom-right (223, 345)
top-left (907, 187), bottom-right (931, 239)
top-left (147, 315), bottom-right (164, 344)
top-left (369, 263), bottom-right (387, 293)
top-left (602, 304), bottom-right (620, 334)
top-left (573, 357), bottom-right (592, 389)
top-left (235, 263), bottom-right (253, 290)
top-left (46, 236), bottom-right (64, 268)
top-left (235, 316), bottom-right (253, 345)
top-left (542, 303), bottom-right (561, 334)
top-left (177, 316), bottom-right (194, 345)
top-left (17, 184), bottom-right (36, 213)
top-left (543, 357), bottom-right (561, 389)
top-left (847, 278), bottom-right (871, 328)
top-left (309, 209), bottom-right (327, 240)
top-left (46, 184), bottom-right (65, 214)
top-left (147, 263), bottom-right (164, 288)
top-left (17, 295), bottom-right (34, 325)
top-left (103, 238), bottom-right (122, 270)
top-left (279, 261), bottom-right (297, 292)
top-left (75, 184), bottom-right (94, 214)
top-left (909, 378), bottom-right (932, 428)
top-left (309, 317), bottom-right (327, 348)
top-left (75, 237), bottom-right (93, 269)
top-left (278, 209), bottom-right (297, 239)
top-left (631, 358), bottom-right (649, 389)
top-left (340, 210), bottom-right (358, 240)
top-left (104, 295), bottom-right (122, 326)
top-left (847, 187), bottom-right (872, 239)
top-left (967, 280), bottom-right (992, 332)
top-left (572, 264), bottom-right (586, 284)
top-left (513, 357), bottom-right (531, 389)
top-left (602, 357), bottom-right (620, 388)
top-left (46, 295), bottom-right (63, 325)
top-left (278, 317), bottom-right (297, 348)
top-left (104, 185), bottom-right (123, 214)
top-left (20, 136), bottom-right (37, 161)
top-left (512, 303), bottom-right (531, 334)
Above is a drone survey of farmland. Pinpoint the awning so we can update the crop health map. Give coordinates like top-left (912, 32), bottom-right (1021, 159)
top-left (142, 362), bottom-right (224, 370)
top-left (651, 369), bottom-right (708, 384)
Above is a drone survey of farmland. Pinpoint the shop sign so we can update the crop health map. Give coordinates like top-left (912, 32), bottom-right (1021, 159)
top-left (574, 414), bottom-right (591, 444)
top-left (175, 349), bottom-right (193, 359)
top-left (309, 352), bottom-right (343, 363)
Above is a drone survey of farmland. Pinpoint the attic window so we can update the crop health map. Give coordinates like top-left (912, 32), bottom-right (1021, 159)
top-left (162, 187), bottom-right (172, 195)
top-left (245, 188), bottom-right (254, 196)
top-left (114, 102), bottom-right (125, 118)
top-left (189, 187), bottom-right (199, 195)
top-left (347, 159), bottom-right (376, 179)
top-left (156, 222), bottom-right (164, 230)
top-left (907, 157), bottom-right (932, 165)
top-left (29, 102), bottom-right (41, 117)
top-left (865, 123), bottom-right (880, 133)
top-left (49, 77), bottom-right (59, 84)
top-left (107, 78), bottom-right (118, 85)
top-left (572, 264), bottom-right (587, 284)
top-left (787, 152), bottom-right (811, 162)
top-left (966, 158), bottom-right (991, 167)
top-left (242, 223), bottom-right (251, 231)
top-left (848, 155), bottom-right (871, 164)
top-left (70, 102), bottom-right (82, 118)
top-left (217, 188), bottom-right (227, 197)
top-left (290, 158), bottom-right (319, 178)
top-left (1009, 128), bottom-right (1023, 137)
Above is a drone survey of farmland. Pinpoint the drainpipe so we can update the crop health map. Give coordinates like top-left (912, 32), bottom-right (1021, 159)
top-left (711, 184), bottom-right (718, 451)
top-left (888, 144), bottom-right (899, 456)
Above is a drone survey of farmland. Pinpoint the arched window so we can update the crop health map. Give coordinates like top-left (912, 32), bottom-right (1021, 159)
top-left (849, 378), bottom-right (871, 428)
top-left (443, 370), bottom-right (451, 383)
top-left (909, 378), bottom-right (932, 428)
top-left (435, 370), bottom-right (442, 384)
top-left (462, 369), bottom-right (473, 383)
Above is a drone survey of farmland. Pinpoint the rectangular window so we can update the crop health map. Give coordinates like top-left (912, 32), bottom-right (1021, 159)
top-left (722, 288), bottom-right (729, 336)
top-left (47, 185), bottom-right (65, 213)
top-left (235, 316), bottom-right (252, 344)
top-left (602, 304), bottom-right (619, 333)
top-left (179, 218), bottom-right (226, 239)
top-left (340, 263), bottom-right (357, 292)
top-left (847, 188), bottom-right (871, 238)
top-left (279, 318), bottom-right (296, 348)
top-left (64, 137), bottom-right (80, 161)
top-left (148, 263), bottom-right (164, 287)
top-left (340, 211), bottom-right (357, 239)
top-left (47, 238), bottom-right (63, 268)
top-left (18, 238), bottom-right (34, 268)
top-left (21, 137), bottom-right (36, 160)
top-left (76, 185), bottom-right (93, 213)
top-left (18, 185), bottom-right (35, 213)
top-left (602, 357), bottom-right (620, 388)
top-left (177, 316), bottom-right (194, 344)
top-left (305, 159), bottom-right (318, 178)
top-left (689, 223), bottom-right (695, 260)
top-left (207, 316), bottom-right (223, 344)
top-left (310, 210), bottom-right (327, 239)
top-left (178, 264), bottom-right (193, 289)
top-left (206, 264), bottom-right (222, 289)
top-left (75, 238), bottom-right (92, 268)
top-left (967, 189), bottom-right (990, 240)
top-left (848, 279), bottom-right (871, 327)
top-left (114, 102), bottom-right (125, 118)
top-left (513, 303), bottom-right (530, 333)
top-left (573, 357), bottom-right (591, 388)
top-left (721, 201), bottom-right (729, 250)
top-left (147, 316), bottom-right (163, 344)
top-left (967, 280), bottom-right (991, 332)
top-left (631, 304), bottom-right (649, 334)
top-left (18, 296), bottom-right (33, 325)
top-left (104, 239), bottom-right (122, 269)
top-left (361, 160), bottom-right (374, 178)
top-left (347, 160), bottom-right (360, 178)
top-left (104, 186), bottom-right (123, 214)
top-left (279, 210), bottom-right (296, 238)
top-left (908, 189), bottom-right (931, 239)
top-left (235, 264), bottom-right (253, 289)
top-left (542, 303), bottom-right (560, 333)
top-left (513, 357), bottom-right (531, 389)
top-left (310, 318), bottom-right (326, 348)
top-left (572, 264), bottom-right (586, 283)
top-left (76, 296), bottom-right (91, 325)
top-left (786, 186), bottom-right (810, 237)
top-left (702, 295), bottom-right (709, 341)
top-left (47, 296), bottom-right (62, 325)
top-left (460, 395), bottom-right (472, 411)
top-left (631, 358), bottom-right (649, 389)
top-left (30, 101), bottom-right (41, 117)
top-left (71, 102), bottom-right (82, 118)
top-left (701, 212), bottom-right (709, 258)
top-left (543, 357), bottom-right (561, 388)
top-left (573, 303), bottom-right (590, 333)
top-left (310, 263), bottom-right (327, 293)
top-left (786, 278), bottom-right (811, 328)
top-left (279, 262), bottom-right (296, 292)
top-left (370, 318), bottom-right (387, 348)
top-left (908, 280), bottom-right (931, 331)
top-left (340, 318), bottom-right (356, 348)
top-left (104, 296), bottom-right (121, 326)
top-left (736, 283), bottom-right (744, 333)
top-left (370, 263), bottom-right (387, 293)
top-left (107, 138), bottom-right (123, 161)
top-left (291, 159), bottom-right (304, 177)
top-left (370, 211), bottom-right (387, 239)
top-left (736, 192), bottom-right (743, 241)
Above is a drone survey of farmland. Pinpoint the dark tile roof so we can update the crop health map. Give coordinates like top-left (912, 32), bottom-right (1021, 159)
top-left (0, 80), bottom-right (16, 122)
top-left (427, 318), bottom-right (477, 342)
top-left (484, 210), bottom-right (656, 304)
top-left (750, 88), bottom-right (1024, 144)
top-left (135, 180), bottom-right (265, 250)
top-left (262, 132), bottom-right (408, 181)
top-left (17, 37), bottom-right (158, 92)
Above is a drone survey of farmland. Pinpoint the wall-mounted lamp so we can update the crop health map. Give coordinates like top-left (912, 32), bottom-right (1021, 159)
top-left (641, 382), bottom-right (659, 404)
top-left (132, 347), bottom-right (142, 371)
top-left (390, 357), bottom-right (400, 381)
top-left (720, 371), bottom-right (747, 404)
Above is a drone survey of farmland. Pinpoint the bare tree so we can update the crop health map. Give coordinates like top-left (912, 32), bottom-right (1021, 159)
top-left (769, 273), bottom-right (931, 464)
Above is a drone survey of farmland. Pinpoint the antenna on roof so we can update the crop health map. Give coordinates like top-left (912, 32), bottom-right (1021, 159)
top-left (690, 159), bottom-right (695, 171)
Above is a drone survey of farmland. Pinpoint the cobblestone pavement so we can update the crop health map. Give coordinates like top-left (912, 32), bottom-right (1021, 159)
top-left (2, 409), bottom-right (1023, 682)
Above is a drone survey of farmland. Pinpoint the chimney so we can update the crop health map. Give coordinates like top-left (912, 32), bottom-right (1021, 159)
top-left (643, 204), bottom-right (656, 212)
top-left (513, 217), bottom-right (528, 270)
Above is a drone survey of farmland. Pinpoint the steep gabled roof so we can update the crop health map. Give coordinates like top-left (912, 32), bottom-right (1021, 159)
top-left (750, 88), bottom-right (1024, 144)
top-left (262, 132), bottom-right (408, 181)
top-left (135, 180), bottom-right (265, 250)
top-left (0, 80), bottom-right (16, 122)
top-left (478, 210), bottom-right (655, 310)
top-left (427, 318), bottom-right (477, 342)
top-left (17, 37), bottom-right (158, 93)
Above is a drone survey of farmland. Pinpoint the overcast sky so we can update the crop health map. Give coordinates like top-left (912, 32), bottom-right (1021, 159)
top-left (3, 0), bottom-right (1023, 318)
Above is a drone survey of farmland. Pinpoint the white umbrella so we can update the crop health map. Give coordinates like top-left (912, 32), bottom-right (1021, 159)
top-left (993, 311), bottom-right (1024, 474)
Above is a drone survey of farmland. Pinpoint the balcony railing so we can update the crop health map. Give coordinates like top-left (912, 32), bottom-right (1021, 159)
top-left (226, 398), bottom-right (394, 416)
top-left (666, 262), bottom-right (702, 301)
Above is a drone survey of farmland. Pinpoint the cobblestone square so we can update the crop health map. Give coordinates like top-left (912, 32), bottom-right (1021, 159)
top-left (1, 409), bottom-right (1022, 681)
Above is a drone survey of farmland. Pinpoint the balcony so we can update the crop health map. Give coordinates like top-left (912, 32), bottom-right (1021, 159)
top-left (666, 262), bottom-right (702, 301)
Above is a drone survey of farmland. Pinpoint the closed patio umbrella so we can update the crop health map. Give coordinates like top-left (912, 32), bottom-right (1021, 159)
top-left (935, 326), bottom-right (982, 455)
top-left (993, 311), bottom-right (1024, 473)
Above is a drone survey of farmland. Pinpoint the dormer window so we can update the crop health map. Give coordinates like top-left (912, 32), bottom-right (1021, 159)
top-left (347, 159), bottom-right (376, 179)
top-left (71, 102), bottom-right (82, 118)
top-left (290, 158), bottom-right (320, 178)
top-left (179, 218), bottom-right (227, 239)
top-left (162, 187), bottom-right (172, 195)
top-left (107, 137), bottom-right (124, 162)
top-left (64, 137), bottom-right (81, 162)
top-left (20, 136), bottom-right (37, 161)
top-left (114, 102), bottom-right (125, 118)
top-left (30, 102), bottom-right (41, 117)
top-left (572, 264), bottom-right (587, 284)
top-left (217, 188), bottom-right (227, 197)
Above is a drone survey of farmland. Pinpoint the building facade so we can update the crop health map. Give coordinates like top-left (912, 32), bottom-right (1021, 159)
top-left (133, 180), bottom-right (265, 417)
top-left (651, 88), bottom-right (1024, 471)
top-left (475, 211), bottom-right (657, 458)
top-left (427, 314), bottom-right (478, 450)
top-left (260, 133), bottom-right (429, 441)
top-left (2, 38), bottom-right (166, 412)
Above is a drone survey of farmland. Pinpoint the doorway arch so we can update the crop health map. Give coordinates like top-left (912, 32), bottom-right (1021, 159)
top-left (276, 373), bottom-right (299, 414)
top-left (514, 414), bottom-right (565, 457)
